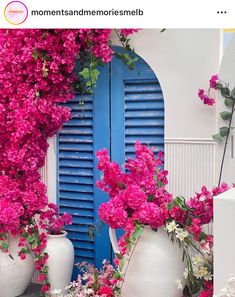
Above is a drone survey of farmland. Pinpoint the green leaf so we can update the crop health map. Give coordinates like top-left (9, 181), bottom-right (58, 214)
top-left (225, 97), bottom-right (234, 107)
top-left (183, 285), bottom-right (190, 297)
top-left (1, 242), bottom-right (8, 252)
top-left (31, 241), bottom-right (38, 249)
top-left (231, 87), bottom-right (235, 99)
top-left (79, 68), bottom-right (90, 80)
top-left (220, 111), bottom-right (232, 120)
top-left (160, 29), bottom-right (166, 33)
top-left (221, 87), bottom-right (230, 97)
top-left (212, 133), bottom-right (223, 143)
top-left (130, 225), bottom-right (144, 242)
top-left (41, 265), bottom-right (48, 273)
top-left (90, 68), bottom-right (100, 83)
top-left (115, 253), bottom-right (123, 260)
top-left (114, 52), bottom-right (122, 59)
top-left (186, 217), bottom-right (192, 226)
top-left (147, 194), bottom-right (155, 202)
top-left (166, 201), bottom-right (176, 210)
top-left (32, 50), bottom-right (39, 60)
top-left (174, 196), bottom-right (187, 210)
top-left (198, 231), bottom-right (207, 241)
top-left (220, 127), bottom-right (229, 137)
top-left (86, 81), bottom-right (92, 87)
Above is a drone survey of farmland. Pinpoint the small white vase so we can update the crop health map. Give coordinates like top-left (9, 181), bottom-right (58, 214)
top-left (0, 234), bottom-right (35, 297)
top-left (45, 230), bottom-right (74, 294)
top-left (110, 226), bottom-right (185, 297)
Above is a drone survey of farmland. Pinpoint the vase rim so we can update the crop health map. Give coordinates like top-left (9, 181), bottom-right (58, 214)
top-left (47, 230), bottom-right (68, 238)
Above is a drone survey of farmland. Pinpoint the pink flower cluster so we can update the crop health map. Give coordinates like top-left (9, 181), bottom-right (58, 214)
top-left (186, 183), bottom-right (230, 240)
top-left (66, 260), bottom-right (121, 297)
top-left (97, 141), bottom-right (171, 229)
top-left (120, 29), bottom-right (140, 36)
top-left (198, 74), bottom-right (219, 106)
top-left (39, 203), bottom-right (72, 235)
top-left (0, 29), bottom-right (138, 235)
top-left (0, 29), bottom-right (139, 293)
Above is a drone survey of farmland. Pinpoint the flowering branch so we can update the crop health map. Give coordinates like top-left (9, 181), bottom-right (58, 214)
top-left (198, 75), bottom-right (235, 186)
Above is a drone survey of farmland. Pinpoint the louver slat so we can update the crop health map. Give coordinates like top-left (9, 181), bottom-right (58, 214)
top-left (57, 95), bottom-right (95, 266)
top-left (125, 80), bottom-right (164, 159)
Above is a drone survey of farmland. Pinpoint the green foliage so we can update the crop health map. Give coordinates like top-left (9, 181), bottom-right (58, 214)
top-left (32, 49), bottom-right (39, 60)
top-left (224, 97), bottom-right (234, 107)
top-left (213, 83), bottom-right (235, 146)
top-left (115, 52), bottom-right (138, 70)
top-left (75, 31), bottom-right (138, 95)
top-left (220, 111), bottom-right (232, 120)
top-left (129, 224), bottom-right (144, 243)
top-left (212, 133), bottom-right (223, 143)
top-left (231, 86), bottom-right (235, 99)
top-left (0, 241), bottom-right (8, 252)
top-left (198, 231), bottom-right (208, 241)
top-left (220, 127), bottom-right (229, 137)
top-left (221, 87), bottom-right (230, 97)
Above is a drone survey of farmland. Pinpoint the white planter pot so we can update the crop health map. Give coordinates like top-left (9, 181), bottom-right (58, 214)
top-left (0, 234), bottom-right (35, 297)
top-left (45, 231), bottom-right (74, 294)
top-left (110, 226), bottom-right (185, 297)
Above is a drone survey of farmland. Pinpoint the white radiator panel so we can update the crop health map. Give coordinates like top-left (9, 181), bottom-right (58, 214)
top-left (165, 138), bottom-right (216, 199)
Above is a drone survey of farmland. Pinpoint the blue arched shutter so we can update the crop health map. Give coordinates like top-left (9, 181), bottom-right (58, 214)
top-left (57, 49), bottom-right (164, 273)
top-left (111, 49), bottom-right (164, 165)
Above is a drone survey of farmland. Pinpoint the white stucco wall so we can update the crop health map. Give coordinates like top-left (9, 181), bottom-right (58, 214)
top-left (114, 29), bottom-right (221, 139)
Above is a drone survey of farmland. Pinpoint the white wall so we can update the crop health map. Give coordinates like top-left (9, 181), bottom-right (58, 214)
top-left (114, 29), bottom-right (221, 139)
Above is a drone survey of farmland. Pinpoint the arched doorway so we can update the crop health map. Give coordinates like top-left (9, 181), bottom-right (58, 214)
top-left (56, 47), bottom-right (164, 272)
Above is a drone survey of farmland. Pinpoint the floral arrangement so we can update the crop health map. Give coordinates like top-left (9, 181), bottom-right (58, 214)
top-left (64, 260), bottom-right (121, 297)
top-left (0, 28), bottom-right (139, 294)
top-left (39, 203), bottom-right (73, 235)
top-left (96, 141), bottom-right (231, 297)
top-left (198, 74), bottom-right (235, 186)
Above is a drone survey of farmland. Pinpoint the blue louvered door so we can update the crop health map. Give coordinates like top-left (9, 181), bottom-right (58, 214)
top-left (111, 49), bottom-right (164, 164)
top-left (57, 48), bottom-right (164, 274)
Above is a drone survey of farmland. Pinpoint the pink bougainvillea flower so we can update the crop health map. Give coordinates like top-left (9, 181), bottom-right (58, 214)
top-left (198, 290), bottom-right (213, 297)
top-left (198, 89), bottom-right (215, 106)
top-left (41, 284), bottom-right (50, 293)
top-left (98, 286), bottom-right (113, 296)
top-left (120, 29), bottom-right (140, 36)
top-left (209, 74), bottom-right (219, 90)
top-left (98, 201), bottom-right (128, 229)
top-left (138, 202), bottom-right (165, 229)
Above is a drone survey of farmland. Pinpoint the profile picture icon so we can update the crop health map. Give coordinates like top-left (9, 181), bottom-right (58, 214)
top-left (4, 1), bottom-right (28, 25)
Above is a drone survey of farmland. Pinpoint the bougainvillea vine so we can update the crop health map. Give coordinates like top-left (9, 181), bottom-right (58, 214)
top-left (0, 28), bottom-right (139, 293)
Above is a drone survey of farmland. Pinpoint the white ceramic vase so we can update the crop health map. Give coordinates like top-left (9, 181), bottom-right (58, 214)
top-left (110, 226), bottom-right (185, 297)
top-left (45, 230), bottom-right (74, 294)
top-left (0, 233), bottom-right (35, 297)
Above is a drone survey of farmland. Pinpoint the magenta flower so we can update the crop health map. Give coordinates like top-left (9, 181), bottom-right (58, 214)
top-left (198, 89), bottom-right (215, 106)
top-left (209, 74), bottom-right (219, 90)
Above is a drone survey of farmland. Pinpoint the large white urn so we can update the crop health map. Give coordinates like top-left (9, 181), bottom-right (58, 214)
top-left (44, 231), bottom-right (74, 294)
top-left (0, 234), bottom-right (35, 297)
top-left (110, 227), bottom-right (185, 297)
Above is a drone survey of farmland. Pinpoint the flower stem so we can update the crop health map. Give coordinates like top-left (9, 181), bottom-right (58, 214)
top-left (218, 104), bottom-right (235, 186)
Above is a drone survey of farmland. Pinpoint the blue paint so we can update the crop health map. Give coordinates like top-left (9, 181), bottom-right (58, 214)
top-left (56, 47), bottom-right (164, 276)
